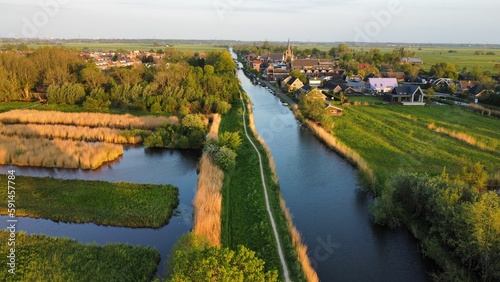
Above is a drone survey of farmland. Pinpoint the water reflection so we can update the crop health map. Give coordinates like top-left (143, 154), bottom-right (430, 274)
top-left (1, 146), bottom-right (201, 277)
top-left (238, 69), bottom-right (434, 281)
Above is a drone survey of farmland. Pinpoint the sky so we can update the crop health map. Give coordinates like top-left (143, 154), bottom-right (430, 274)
top-left (0, 0), bottom-right (499, 44)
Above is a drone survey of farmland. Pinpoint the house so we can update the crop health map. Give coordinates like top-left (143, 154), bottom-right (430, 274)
top-left (265, 63), bottom-right (290, 81)
top-left (251, 60), bottom-right (262, 72)
top-left (358, 63), bottom-right (371, 70)
top-left (346, 81), bottom-right (366, 94)
top-left (266, 53), bottom-right (285, 63)
top-left (281, 76), bottom-right (304, 92)
top-left (384, 85), bottom-right (425, 105)
top-left (381, 72), bottom-right (406, 82)
top-left (368, 78), bottom-right (398, 94)
top-left (401, 57), bottom-right (424, 64)
top-left (291, 59), bottom-right (339, 78)
top-left (457, 80), bottom-right (480, 94)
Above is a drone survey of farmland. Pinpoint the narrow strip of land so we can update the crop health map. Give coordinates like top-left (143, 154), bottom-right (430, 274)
top-left (239, 95), bottom-right (290, 282)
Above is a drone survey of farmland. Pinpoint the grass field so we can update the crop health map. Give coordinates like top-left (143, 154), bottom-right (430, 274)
top-left (0, 175), bottom-right (179, 228)
top-left (220, 99), bottom-right (307, 281)
top-left (302, 44), bottom-right (500, 73)
top-left (26, 42), bottom-right (224, 52)
top-left (0, 231), bottom-right (159, 282)
top-left (331, 104), bottom-right (500, 192)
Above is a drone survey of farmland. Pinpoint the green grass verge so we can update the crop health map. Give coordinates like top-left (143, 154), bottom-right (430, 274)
top-left (0, 231), bottom-right (159, 282)
top-left (0, 175), bottom-right (179, 228)
top-left (220, 99), bottom-right (306, 281)
top-left (331, 104), bottom-right (500, 193)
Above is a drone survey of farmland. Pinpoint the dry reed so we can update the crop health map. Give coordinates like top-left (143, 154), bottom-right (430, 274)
top-left (247, 102), bottom-right (319, 281)
top-left (247, 103), bottom-right (279, 183)
top-left (0, 123), bottom-right (144, 144)
top-left (0, 109), bottom-right (178, 130)
top-left (0, 136), bottom-right (123, 169)
top-left (427, 123), bottom-right (494, 152)
top-left (206, 114), bottom-right (221, 139)
top-left (193, 154), bottom-right (224, 246)
top-left (193, 115), bottom-right (224, 246)
top-left (279, 197), bottom-right (320, 282)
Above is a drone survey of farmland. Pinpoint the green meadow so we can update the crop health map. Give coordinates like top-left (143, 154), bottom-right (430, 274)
top-left (331, 104), bottom-right (500, 192)
top-left (0, 175), bottom-right (179, 228)
top-left (0, 231), bottom-right (159, 282)
top-left (26, 42), bottom-right (224, 52)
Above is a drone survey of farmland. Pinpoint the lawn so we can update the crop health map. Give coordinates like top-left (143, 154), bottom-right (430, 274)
top-left (331, 104), bottom-right (500, 192)
top-left (0, 231), bottom-right (159, 282)
top-left (220, 99), bottom-right (307, 281)
top-left (0, 175), bottom-right (179, 228)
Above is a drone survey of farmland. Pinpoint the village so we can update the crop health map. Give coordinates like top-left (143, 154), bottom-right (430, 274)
top-left (239, 40), bottom-right (499, 112)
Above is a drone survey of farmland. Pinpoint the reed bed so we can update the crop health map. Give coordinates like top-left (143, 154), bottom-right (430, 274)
top-left (206, 114), bottom-right (221, 139)
top-left (428, 123), bottom-right (494, 152)
top-left (0, 123), bottom-right (144, 144)
top-left (0, 109), bottom-right (178, 129)
top-left (0, 136), bottom-right (122, 169)
top-left (247, 102), bottom-right (319, 281)
top-left (193, 154), bottom-right (224, 247)
top-left (247, 103), bottom-right (279, 183)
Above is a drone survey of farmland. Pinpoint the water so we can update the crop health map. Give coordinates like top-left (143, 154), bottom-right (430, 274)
top-left (238, 69), bottom-right (434, 281)
top-left (1, 146), bottom-right (201, 277)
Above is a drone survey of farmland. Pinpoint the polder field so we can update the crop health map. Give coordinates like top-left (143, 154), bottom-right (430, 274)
top-left (330, 103), bottom-right (500, 193)
top-left (21, 42), bottom-right (225, 52)
top-left (300, 44), bottom-right (500, 73)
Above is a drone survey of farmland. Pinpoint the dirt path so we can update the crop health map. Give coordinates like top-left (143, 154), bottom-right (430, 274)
top-left (239, 95), bottom-right (290, 282)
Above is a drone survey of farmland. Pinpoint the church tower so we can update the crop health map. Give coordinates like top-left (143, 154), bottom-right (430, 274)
top-left (285, 38), bottom-right (293, 63)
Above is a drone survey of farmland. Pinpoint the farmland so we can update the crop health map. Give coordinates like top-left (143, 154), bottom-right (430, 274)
top-left (26, 42), bottom-right (224, 52)
top-left (0, 174), bottom-right (178, 227)
top-left (293, 44), bottom-right (500, 73)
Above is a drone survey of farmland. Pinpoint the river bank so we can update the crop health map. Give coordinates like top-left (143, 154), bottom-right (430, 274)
top-left (239, 66), bottom-right (434, 281)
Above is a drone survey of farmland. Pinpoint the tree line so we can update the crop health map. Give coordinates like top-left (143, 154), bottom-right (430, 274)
top-left (0, 47), bottom-right (240, 115)
top-left (373, 164), bottom-right (500, 281)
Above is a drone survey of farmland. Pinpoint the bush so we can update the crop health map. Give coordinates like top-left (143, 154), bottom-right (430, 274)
top-left (219, 131), bottom-right (242, 151)
top-left (215, 146), bottom-right (237, 171)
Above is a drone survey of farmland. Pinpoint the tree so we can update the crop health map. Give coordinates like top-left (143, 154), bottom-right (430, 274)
top-left (299, 90), bottom-right (327, 122)
top-left (219, 131), bottom-right (242, 151)
top-left (167, 233), bottom-right (278, 282)
top-left (426, 88), bottom-right (435, 102)
top-left (429, 62), bottom-right (458, 80)
top-left (206, 50), bottom-right (235, 73)
top-left (290, 70), bottom-right (307, 84)
top-left (80, 62), bottom-right (108, 90)
top-left (83, 88), bottom-right (111, 111)
top-left (215, 146), bottom-right (237, 171)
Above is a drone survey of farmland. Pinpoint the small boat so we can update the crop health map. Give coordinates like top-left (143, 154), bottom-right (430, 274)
top-left (282, 102), bottom-right (288, 106)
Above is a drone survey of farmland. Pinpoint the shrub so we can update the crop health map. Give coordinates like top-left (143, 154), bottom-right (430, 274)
top-left (219, 131), bottom-right (242, 151)
top-left (214, 146), bottom-right (237, 171)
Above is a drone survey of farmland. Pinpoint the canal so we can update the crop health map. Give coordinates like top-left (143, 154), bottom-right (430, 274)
top-left (237, 68), bottom-right (434, 281)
